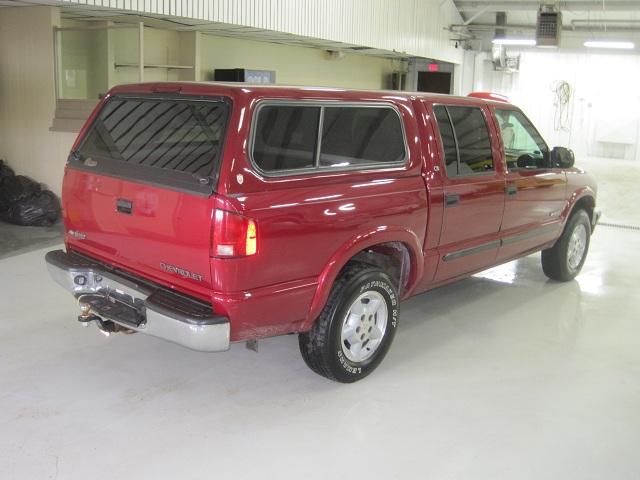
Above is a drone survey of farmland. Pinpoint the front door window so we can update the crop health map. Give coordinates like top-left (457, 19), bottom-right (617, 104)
top-left (495, 109), bottom-right (550, 170)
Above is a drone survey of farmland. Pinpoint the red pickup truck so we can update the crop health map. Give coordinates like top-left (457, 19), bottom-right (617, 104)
top-left (46, 83), bottom-right (598, 382)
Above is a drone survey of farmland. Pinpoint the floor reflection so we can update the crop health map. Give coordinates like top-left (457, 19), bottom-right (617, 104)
top-left (397, 253), bottom-right (586, 358)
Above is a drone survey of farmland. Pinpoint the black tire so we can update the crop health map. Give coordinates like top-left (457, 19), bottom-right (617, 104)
top-left (298, 263), bottom-right (399, 383)
top-left (542, 209), bottom-right (591, 281)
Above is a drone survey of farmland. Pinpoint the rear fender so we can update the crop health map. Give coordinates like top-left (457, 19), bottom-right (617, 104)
top-left (301, 226), bottom-right (424, 330)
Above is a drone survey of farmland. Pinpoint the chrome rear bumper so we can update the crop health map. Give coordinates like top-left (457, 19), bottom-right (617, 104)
top-left (45, 250), bottom-right (230, 352)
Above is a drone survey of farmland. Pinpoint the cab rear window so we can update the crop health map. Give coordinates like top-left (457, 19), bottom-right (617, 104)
top-left (73, 95), bottom-right (230, 194)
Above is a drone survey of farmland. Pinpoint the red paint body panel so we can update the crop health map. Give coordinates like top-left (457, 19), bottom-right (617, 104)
top-left (484, 104), bottom-right (568, 259)
top-left (420, 100), bottom-right (507, 282)
top-left (61, 82), bottom-right (598, 343)
top-left (63, 169), bottom-right (216, 301)
top-left (467, 91), bottom-right (510, 103)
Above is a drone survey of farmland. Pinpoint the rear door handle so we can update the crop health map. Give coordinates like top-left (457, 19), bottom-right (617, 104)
top-left (116, 198), bottom-right (133, 214)
top-left (445, 194), bottom-right (459, 207)
top-left (506, 184), bottom-right (518, 196)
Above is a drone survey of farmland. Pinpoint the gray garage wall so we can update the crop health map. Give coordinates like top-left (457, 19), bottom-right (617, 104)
top-left (474, 49), bottom-right (640, 162)
top-left (0, 7), bottom-right (77, 196)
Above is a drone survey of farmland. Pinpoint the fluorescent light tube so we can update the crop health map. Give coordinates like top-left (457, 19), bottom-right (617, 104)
top-left (492, 38), bottom-right (537, 46)
top-left (584, 40), bottom-right (634, 49)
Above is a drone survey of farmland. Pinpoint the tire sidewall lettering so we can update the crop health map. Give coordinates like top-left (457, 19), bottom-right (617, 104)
top-left (337, 350), bottom-right (362, 374)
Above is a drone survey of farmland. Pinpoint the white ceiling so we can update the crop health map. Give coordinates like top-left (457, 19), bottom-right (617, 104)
top-left (5, 0), bottom-right (640, 55)
top-left (454, 0), bottom-right (640, 30)
top-left (0, 0), bottom-right (412, 60)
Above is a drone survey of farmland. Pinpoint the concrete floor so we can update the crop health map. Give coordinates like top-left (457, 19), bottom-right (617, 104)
top-left (1, 225), bottom-right (638, 479)
top-left (0, 221), bottom-right (63, 260)
top-left (580, 157), bottom-right (640, 227)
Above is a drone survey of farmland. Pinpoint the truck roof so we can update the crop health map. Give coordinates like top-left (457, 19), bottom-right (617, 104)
top-left (107, 81), bottom-right (511, 107)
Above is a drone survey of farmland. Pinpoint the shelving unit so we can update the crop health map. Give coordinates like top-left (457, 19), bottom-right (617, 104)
top-left (54, 21), bottom-right (200, 102)
top-left (114, 63), bottom-right (194, 70)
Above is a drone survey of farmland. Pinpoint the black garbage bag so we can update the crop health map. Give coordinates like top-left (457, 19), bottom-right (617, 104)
top-left (0, 160), bottom-right (14, 179)
top-left (1, 190), bottom-right (61, 226)
top-left (0, 175), bottom-right (41, 211)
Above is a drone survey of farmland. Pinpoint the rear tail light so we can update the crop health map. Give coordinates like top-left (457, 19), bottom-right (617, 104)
top-left (211, 209), bottom-right (258, 258)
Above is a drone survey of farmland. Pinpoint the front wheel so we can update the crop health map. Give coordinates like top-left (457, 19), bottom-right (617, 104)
top-left (298, 263), bottom-right (399, 383)
top-left (541, 209), bottom-right (591, 281)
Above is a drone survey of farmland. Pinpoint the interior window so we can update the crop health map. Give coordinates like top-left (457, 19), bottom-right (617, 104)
top-left (253, 106), bottom-right (320, 172)
top-left (447, 106), bottom-right (494, 174)
top-left (495, 109), bottom-right (550, 170)
top-left (433, 105), bottom-right (493, 176)
top-left (320, 107), bottom-right (405, 167)
top-left (433, 105), bottom-right (458, 176)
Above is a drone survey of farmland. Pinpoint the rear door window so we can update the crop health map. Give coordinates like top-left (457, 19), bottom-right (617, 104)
top-left (251, 103), bottom-right (406, 174)
top-left (433, 104), bottom-right (494, 176)
top-left (433, 105), bottom-right (458, 176)
top-left (74, 95), bottom-right (230, 194)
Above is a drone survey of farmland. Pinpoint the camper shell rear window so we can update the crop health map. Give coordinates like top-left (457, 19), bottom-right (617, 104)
top-left (71, 94), bottom-right (230, 195)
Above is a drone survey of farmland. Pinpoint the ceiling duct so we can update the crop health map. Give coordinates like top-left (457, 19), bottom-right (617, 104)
top-left (492, 12), bottom-right (506, 70)
top-left (491, 11), bottom-right (520, 73)
top-left (536, 6), bottom-right (562, 47)
top-left (495, 11), bottom-right (507, 41)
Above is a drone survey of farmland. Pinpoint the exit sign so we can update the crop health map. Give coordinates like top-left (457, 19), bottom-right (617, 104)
top-left (428, 63), bottom-right (439, 72)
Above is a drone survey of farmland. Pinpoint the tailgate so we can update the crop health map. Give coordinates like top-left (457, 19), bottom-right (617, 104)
top-left (63, 94), bottom-right (230, 293)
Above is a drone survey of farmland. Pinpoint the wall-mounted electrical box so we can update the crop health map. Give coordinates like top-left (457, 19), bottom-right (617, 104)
top-left (214, 68), bottom-right (276, 84)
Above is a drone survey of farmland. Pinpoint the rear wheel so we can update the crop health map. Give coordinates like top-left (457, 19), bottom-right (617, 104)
top-left (541, 209), bottom-right (591, 281)
top-left (298, 263), bottom-right (399, 383)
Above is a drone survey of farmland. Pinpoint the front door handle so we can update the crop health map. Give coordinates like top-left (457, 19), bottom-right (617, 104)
top-left (506, 184), bottom-right (518, 196)
top-left (445, 194), bottom-right (459, 207)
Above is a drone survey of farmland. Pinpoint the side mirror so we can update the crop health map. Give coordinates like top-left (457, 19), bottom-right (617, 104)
top-left (551, 146), bottom-right (575, 168)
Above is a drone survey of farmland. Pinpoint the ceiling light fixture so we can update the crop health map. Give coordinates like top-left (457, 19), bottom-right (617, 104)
top-left (583, 40), bottom-right (635, 49)
top-left (491, 38), bottom-right (537, 46)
